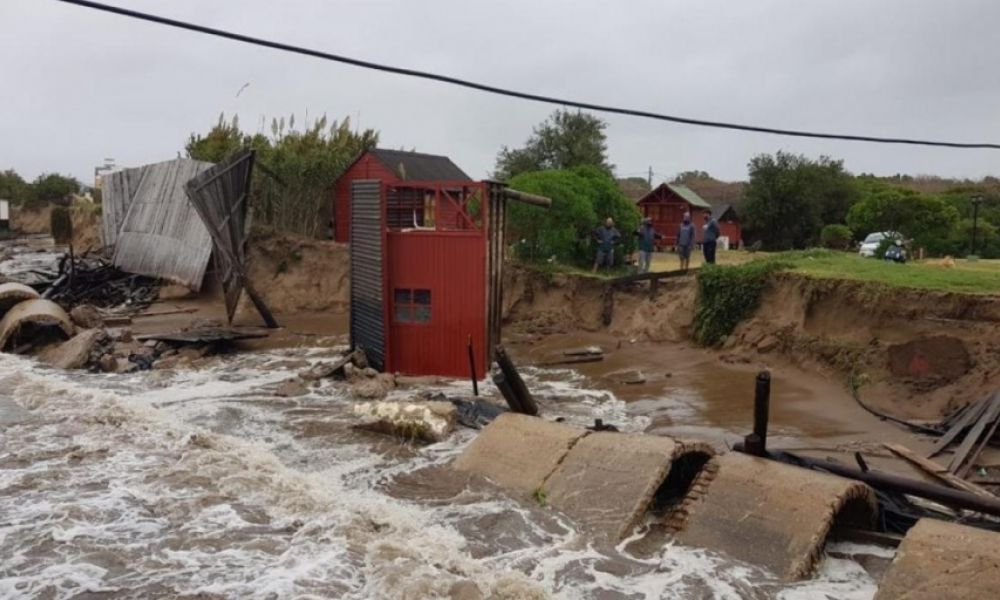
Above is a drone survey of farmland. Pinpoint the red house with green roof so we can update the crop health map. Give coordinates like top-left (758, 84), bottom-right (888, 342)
top-left (635, 183), bottom-right (714, 248)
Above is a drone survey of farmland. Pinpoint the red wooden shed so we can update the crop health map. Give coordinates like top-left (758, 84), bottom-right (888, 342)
top-left (349, 172), bottom-right (546, 379)
top-left (635, 183), bottom-right (713, 247)
top-left (332, 149), bottom-right (472, 243)
top-left (711, 204), bottom-right (743, 248)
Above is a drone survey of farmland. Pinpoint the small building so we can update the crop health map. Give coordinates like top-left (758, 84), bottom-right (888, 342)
top-left (0, 199), bottom-right (10, 233)
top-left (348, 163), bottom-right (547, 378)
top-left (332, 149), bottom-right (472, 243)
top-left (711, 204), bottom-right (742, 248)
top-left (635, 183), bottom-right (713, 247)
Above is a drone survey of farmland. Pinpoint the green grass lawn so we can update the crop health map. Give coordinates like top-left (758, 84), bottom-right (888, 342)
top-left (523, 248), bottom-right (1000, 295)
top-left (774, 251), bottom-right (1000, 295)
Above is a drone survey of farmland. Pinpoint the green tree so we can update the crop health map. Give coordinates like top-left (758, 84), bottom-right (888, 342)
top-left (30, 173), bottom-right (81, 206)
top-left (0, 169), bottom-right (30, 205)
top-left (507, 167), bottom-right (640, 266)
top-left (742, 152), bottom-right (858, 249)
top-left (846, 180), bottom-right (959, 254)
top-left (185, 112), bottom-right (378, 236)
top-left (820, 224), bottom-right (853, 250)
top-left (494, 109), bottom-right (613, 180)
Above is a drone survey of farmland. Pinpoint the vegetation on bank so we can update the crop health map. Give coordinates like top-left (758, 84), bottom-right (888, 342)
top-left (185, 113), bottom-right (378, 237)
top-left (0, 170), bottom-right (82, 209)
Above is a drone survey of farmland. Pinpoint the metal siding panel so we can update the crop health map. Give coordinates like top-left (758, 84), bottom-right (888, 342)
top-left (350, 180), bottom-right (386, 370)
top-left (386, 231), bottom-right (487, 377)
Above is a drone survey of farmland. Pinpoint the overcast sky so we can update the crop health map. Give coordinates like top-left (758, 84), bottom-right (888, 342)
top-left (3, 0), bottom-right (999, 186)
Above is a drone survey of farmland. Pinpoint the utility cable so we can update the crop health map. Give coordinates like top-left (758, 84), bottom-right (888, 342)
top-left (53, 0), bottom-right (1000, 150)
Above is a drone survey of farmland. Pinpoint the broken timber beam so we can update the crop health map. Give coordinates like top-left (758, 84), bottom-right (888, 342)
top-left (884, 443), bottom-right (997, 500)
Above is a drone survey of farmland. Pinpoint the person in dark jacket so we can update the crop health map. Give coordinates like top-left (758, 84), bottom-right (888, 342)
top-left (702, 212), bottom-right (720, 265)
top-left (592, 217), bottom-right (621, 273)
top-left (677, 213), bottom-right (696, 272)
top-left (634, 217), bottom-right (663, 273)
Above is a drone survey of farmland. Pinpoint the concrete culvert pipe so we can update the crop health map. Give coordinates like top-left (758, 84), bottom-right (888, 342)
top-left (0, 282), bottom-right (41, 318)
top-left (452, 413), bottom-right (717, 542)
top-left (0, 299), bottom-right (75, 351)
top-left (669, 452), bottom-right (877, 580)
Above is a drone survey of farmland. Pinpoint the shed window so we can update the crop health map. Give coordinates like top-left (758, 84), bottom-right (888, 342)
top-left (394, 288), bottom-right (431, 324)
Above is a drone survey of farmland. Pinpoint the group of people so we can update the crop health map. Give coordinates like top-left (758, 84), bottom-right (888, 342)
top-left (592, 212), bottom-right (720, 273)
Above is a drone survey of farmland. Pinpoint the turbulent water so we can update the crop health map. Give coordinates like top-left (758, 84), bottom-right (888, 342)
top-left (0, 347), bottom-right (883, 599)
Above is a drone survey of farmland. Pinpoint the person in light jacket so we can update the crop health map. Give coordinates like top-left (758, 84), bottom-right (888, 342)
top-left (634, 217), bottom-right (663, 273)
top-left (677, 213), bottom-right (696, 272)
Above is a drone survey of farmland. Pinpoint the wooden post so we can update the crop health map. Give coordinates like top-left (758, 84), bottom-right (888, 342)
top-left (494, 345), bottom-right (539, 416)
top-left (744, 370), bottom-right (771, 456)
top-left (467, 335), bottom-right (479, 397)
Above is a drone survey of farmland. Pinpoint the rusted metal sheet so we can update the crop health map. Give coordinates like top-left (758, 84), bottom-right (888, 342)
top-left (0, 282), bottom-right (41, 316)
top-left (111, 158), bottom-right (214, 289)
top-left (350, 180), bottom-right (386, 370)
top-left (0, 299), bottom-right (75, 350)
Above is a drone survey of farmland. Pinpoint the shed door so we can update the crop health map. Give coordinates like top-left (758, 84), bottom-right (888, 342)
top-left (350, 180), bottom-right (386, 370)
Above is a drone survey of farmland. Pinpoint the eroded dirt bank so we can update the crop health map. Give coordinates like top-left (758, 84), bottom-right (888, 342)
top-left (503, 266), bottom-right (1000, 421)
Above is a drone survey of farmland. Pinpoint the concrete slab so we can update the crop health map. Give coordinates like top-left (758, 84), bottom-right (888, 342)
top-left (672, 452), bottom-right (877, 580)
top-left (452, 413), bottom-right (586, 495)
top-left (542, 432), bottom-right (713, 541)
top-left (874, 519), bottom-right (1000, 600)
top-left (39, 329), bottom-right (103, 369)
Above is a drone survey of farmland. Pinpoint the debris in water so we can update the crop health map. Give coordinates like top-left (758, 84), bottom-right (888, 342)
top-left (354, 399), bottom-right (456, 443)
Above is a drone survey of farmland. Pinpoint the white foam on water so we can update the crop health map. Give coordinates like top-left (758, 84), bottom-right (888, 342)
top-left (0, 350), bottom-right (884, 599)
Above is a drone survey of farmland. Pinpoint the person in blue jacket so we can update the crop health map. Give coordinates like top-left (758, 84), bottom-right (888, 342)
top-left (677, 213), bottom-right (696, 272)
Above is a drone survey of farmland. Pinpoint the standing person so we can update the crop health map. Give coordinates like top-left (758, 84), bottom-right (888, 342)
top-left (592, 217), bottom-right (621, 273)
top-left (702, 212), bottom-right (720, 265)
top-left (634, 217), bottom-right (663, 273)
top-left (677, 213), bottom-right (695, 272)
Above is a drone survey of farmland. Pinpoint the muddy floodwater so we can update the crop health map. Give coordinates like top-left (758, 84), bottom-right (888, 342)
top-left (0, 336), bottom-right (894, 599)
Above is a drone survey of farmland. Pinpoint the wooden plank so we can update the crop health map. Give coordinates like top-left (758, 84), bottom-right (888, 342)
top-left (609, 267), bottom-right (698, 286)
top-left (948, 392), bottom-right (1000, 474)
top-left (929, 395), bottom-right (992, 458)
top-left (884, 443), bottom-right (997, 499)
top-left (958, 414), bottom-right (1000, 479)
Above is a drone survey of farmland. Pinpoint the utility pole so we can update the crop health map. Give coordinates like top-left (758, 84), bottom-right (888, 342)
top-left (970, 195), bottom-right (983, 258)
top-left (648, 166), bottom-right (653, 188)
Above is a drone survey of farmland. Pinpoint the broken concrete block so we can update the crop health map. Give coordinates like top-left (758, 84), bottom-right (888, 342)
top-left (69, 304), bottom-right (103, 329)
top-left (452, 413), bottom-right (586, 495)
top-left (39, 329), bottom-right (104, 370)
top-left (98, 354), bottom-right (118, 373)
top-left (350, 373), bottom-right (396, 400)
top-left (671, 452), bottom-right (877, 580)
top-left (874, 518), bottom-right (1000, 600)
top-left (354, 400), bottom-right (456, 443)
top-left (275, 378), bottom-right (309, 398)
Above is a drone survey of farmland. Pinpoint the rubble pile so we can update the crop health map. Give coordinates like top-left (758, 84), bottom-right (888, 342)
top-left (38, 252), bottom-right (161, 311)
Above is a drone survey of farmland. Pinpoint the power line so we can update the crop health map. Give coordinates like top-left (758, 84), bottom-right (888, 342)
top-left (54, 0), bottom-right (1000, 150)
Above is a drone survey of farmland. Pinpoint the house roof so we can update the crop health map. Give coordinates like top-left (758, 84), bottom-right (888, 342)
top-left (711, 203), bottom-right (738, 220)
top-left (636, 182), bottom-right (712, 209)
top-left (369, 148), bottom-right (471, 181)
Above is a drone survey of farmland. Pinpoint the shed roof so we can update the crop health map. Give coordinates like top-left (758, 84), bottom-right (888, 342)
top-left (711, 203), bottom-right (738, 221)
top-left (637, 183), bottom-right (712, 209)
top-left (368, 148), bottom-right (471, 181)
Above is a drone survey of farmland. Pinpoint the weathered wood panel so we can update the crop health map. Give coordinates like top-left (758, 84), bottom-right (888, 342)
top-left (101, 165), bottom-right (149, 250)
top-left (111, 159), bottom-right (214, 289)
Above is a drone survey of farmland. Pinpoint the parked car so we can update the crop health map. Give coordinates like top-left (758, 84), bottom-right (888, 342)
top-left (858, 231), bottom-right (902, 258)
